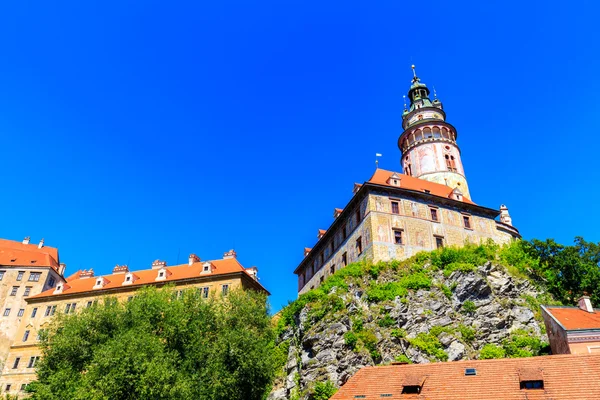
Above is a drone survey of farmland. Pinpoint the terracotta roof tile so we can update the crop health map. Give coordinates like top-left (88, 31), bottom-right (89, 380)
top-left (0, 239), bottom-right (59, 270)
top-left (331, 354), bottom-right (600, 400)
top-left (29, 257), bottom-right (267, 299)
top-left (545, 306), bottom-right (600, 330)
top-left (367, 169), bottom-right (475, 204)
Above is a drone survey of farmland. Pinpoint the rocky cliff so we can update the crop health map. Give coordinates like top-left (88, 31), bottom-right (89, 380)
top-left (270, 243), bottom-right (557, 400)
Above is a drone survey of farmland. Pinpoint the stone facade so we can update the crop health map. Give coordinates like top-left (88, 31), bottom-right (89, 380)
top-left (296, 182), bottom-right (519, 295)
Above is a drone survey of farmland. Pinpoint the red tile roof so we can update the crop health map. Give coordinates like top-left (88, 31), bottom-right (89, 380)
top-left (544, 306), bottom-right (600, 330)
top-left (331, 354), bottom-right (600, 400)
top-left (29, 257), bottom-right (268, 299)
top-left (367, 169), bottom-right (475, 204)
top-left (0, 238), bottom-right (60, 270)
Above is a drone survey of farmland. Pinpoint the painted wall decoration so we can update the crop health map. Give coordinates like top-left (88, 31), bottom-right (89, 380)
top-left (417, 144), bottom-right (436, 174)
top-left (377, 224), bottom-right (389, 243)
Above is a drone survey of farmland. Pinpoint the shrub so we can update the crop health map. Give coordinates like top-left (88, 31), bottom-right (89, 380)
top-left (311, 380), bottom-right (338, 400)
top-left (443, 262), bottom-right (476, 277)
top-left (429, 325), bottom-right (452, 337)
top-left (377, 314), bottom-right (395, 328)
top-left (366, 282), bottom-right (408, 303)
top-left (440, 284), bottom-right (452, 299)
top-left (399, 273), bottom-right (432, 290)
top-left (457, 325), bottom-right (475, 343)
top-left (502, 329), bottom-right (549, 358)
top-left (409, 332), bottom-right (448, 361)
top-left (344, 332), bottom-right (358, 349)
top-left (351, 317), bottom-right (364, 332)
top-left (479, 344), bottom-right (505, 359)
top-left (462, 300), bottom-right (477, 314)
top-left (357, 330), bottom-right (380, 360)
top-left (391, 328), bottom-right (407, 339)
top-left (394, 354), bottom-right (412, 364)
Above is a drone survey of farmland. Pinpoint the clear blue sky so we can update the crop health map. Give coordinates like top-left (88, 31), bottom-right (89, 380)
top-left (0, 1), bottom-right (598, 312)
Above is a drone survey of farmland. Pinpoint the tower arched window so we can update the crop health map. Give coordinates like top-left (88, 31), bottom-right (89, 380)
top-left (442, 127), bottom-right (449, 139)
top-left (433, 127), bottom-right (441, 138)
top-left (414, 129), bottom-right (423, 141)
top-left (423, 127), bottom-right (432, 138)
top-left (450, 156), bottom-right (457, 172)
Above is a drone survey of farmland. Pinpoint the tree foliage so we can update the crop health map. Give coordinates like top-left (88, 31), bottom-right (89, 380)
top-left (523, 237), bottom-right (600, 305)
top-left (28, 286), bottom-right (276, 400)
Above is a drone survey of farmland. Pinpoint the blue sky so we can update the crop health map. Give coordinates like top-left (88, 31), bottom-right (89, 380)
top-left (0, 1), bottom-right (598, 312)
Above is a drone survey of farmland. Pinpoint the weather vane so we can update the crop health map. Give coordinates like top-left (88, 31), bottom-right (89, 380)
top-left (375, 153), bottom-right (382, 168)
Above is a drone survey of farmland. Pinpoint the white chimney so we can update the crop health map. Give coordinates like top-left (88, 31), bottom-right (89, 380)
top-left (500, 204), bottom-right (513, 226)
top-left (58, 263), bottom-right (66, 276)
top-left (578, 296), bottom-right (594, 313)
top-left (223, 250), bottom-right (237, 259)
top-left (38, 238), bottom-right (45, 249)
top-left (22, 236), bottom-right (30, 245)
top-left (246, 266), bottom-right (258, 281)
top-left (152, 260), bottom-right (167, 269)
top-left (188, 254), bottom-right (200, 266)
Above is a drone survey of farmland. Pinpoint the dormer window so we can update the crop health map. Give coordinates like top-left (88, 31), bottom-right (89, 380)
top-left (155, 267), bottom-right (169, 281)
top-left (389, 173), bottom-right (401, 187)
top-left (93, 277), bottom-right (107, 289)
top-left (122, 272), bottom-right (136, 286)
top-left (53, 283), bottom-right (65, 294)
top-left (201, 262), bottom-right (213, 275)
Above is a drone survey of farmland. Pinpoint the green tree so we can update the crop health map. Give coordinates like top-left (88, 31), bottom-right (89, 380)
top-left (28, 286), bottom-right (276, 400)
top-left (524, 237), bottom-right (600, 305)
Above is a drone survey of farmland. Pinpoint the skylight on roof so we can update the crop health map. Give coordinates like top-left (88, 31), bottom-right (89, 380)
top-left (465, 368), bottom-right (477, 376)
top-left (520, 380), bottom-right (544, 390)
top-left (401, 385), bottom-right (421, 394)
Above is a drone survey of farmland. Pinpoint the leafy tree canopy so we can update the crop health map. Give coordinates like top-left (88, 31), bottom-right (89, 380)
top-left (28, 286), bottom-right (276, 400)
top-left (523, 237), bottom-right (600, 305)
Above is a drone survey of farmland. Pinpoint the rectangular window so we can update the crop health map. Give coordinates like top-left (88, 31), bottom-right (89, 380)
top-left (355, 209), bottom-right (361, 225)
top-left (330, 264), bottom-right (335, 274)
top-left (320, 253), bottom-right (324, 267)
top-left (17, 309), bottom-right (24, 317)
top-left (0, 270), bottom-right (4, 280)
top-left (48, 277), bottom-right (56, 287)
top-left (5, 384), bottom-right (10, 391)
top-left (342, 252), bottom-right (348, 266)
top-left (3, 308), bottom-right (11, 317)
top-left (23, 330), bottom-right (29, 342)
top-left (17, 271), bottom-right (24, 281)
top-left (463, 215), bottom-right (472, 229)
top-left (44, 306), bottom-right (52, 317)
top-left (31, 308), bottom-right (38, 318)
top-left (342, 226), bottom-right (347, 240)
top-left (393, 229), bottom-right (404, 245)
top-left (430, 207), bottom-right (439, 222)
top-left (319, 276), bottom-right (324, 283)
top-left (86, 301), bottom-right (93, 308)
top-left (50, 305), bottom-right (56, 316)
top-left (12, 357), bottom-right (20, 369)
top-left (202, 287), bottom-right (209, 299)
top-left (222, 284), bottom-right (229, 296)
top-left (24, 286), bottom-right (31, 296)
top-left (391, 201), bottom-right (400, 214)
top-left (21, 383), bottom-right (27, 391)
top-left (10, 286), bottom-right (18, 296)
top-left (127, 296), bottom-right (133, 302)
top-left (356, 237), bottom-right (363, 256)
top-left (27, 356), bottom-right (39, 368)
top-left (65, 304), bottom-right (71, 314)
top-left (435, 236), bottom-right (444, 249)
top-left (28, 272), bottom-right (41, 282)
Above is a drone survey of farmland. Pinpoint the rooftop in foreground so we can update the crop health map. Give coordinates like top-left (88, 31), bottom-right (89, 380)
top-left (331, 353), bottom-right (600, 400)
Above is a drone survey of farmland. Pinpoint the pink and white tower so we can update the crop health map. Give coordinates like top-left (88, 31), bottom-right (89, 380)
top-left (398, 66), bottom-right (471, 199)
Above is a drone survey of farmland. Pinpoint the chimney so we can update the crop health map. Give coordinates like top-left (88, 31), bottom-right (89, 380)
top-left (113, 265), bottom-right (129, 274)
top-left (304, 247), bottom-right (312, 257)
top-left (22, 236), bottom-right (30, 245)
top-left (246, 266), bottom-right (258, 281)
top-left (578, 296), bottom-right (594, 313)
top-left (152, 260), bottom-right (167, 269)
top-left (333, 208), bottom-right (343, 219)
top-left (58, 263), bottom-right (66, 276)
top-left (223, 249), bottom-right (237, 259)
top-left (188, 253), bottom-right (200, 266)
top-left (38, 238), bottom-right (45, 249)
top-left (79, 269), bottom-right (95, 279)
top-left (500, 204), bottom-right (513, 226)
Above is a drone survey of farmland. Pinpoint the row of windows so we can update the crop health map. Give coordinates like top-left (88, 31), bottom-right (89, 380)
top-left (390, 228), bottom-right (445, 249)
top-left (11, 355), bottom-right (39, 369)
top-left (4, 383), bottom-right (30, 392)
top-left (400, 126), bottom-right (456, 151)
top-left (389, 200), bottom-right (472, 229)
top-left (6, 285), bottom-right (34, 298)
top-left (0, 271), bottom-right (44, 282)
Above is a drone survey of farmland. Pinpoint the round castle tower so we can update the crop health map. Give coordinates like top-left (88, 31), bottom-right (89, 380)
top-left (398, 66), bottom-right (471, 199)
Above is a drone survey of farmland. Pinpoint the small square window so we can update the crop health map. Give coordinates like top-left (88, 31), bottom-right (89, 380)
top-left (28, 356), bottom-right (39, 368)
top-left (393, 229), bottom-right (404, 245)
top-left (356, 237), bottom-right (363, 255)
top-left (430, 207), bottom-right (439, 222)
top-left (17, 309), bottom-right (24, 317)
top-left (463, 215), bottom-right (472, 229)
top-left (391, 201), bottom-right (400, 214)
top-left (5, 384), bottom-right (11, 391)
top-left (16, 271), bottom-right (24, 281)
top-left (3, 308), bottom-right (11, 317)
top-left (330, 264), bottom-right (335, 274)
top-left (28, 272), bottom-right (41, 282)
top-left (10, 286), bottom-right (18, 296)
top-left (20, 383), bottom-right (27, 391)
top-left (435, 236), bottom-right (444, 249)
top-left (24, 286), bottom-right (31, 296)
top-left (342, 252), bottom-right (348, 266)
top-left (48, 277), bottom-right (55, 287)
top-left (86, 301), bottom-right (93, 308)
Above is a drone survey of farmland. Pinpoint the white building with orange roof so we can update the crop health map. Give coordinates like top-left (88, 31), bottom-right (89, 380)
top-left (0, 249), bottom-right (267, 395)
top-left (294, 67), bottom-right (519, 294)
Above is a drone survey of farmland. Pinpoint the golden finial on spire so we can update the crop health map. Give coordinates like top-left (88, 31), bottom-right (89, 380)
top-left (411, 64), bottom-right (417, 78)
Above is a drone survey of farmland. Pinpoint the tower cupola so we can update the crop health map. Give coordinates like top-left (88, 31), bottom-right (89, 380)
top-left (398, 66), bottom-right (471, 198)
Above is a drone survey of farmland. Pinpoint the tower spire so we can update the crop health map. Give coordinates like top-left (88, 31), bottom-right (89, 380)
top-left (411, 64), bottom-right (418, 82)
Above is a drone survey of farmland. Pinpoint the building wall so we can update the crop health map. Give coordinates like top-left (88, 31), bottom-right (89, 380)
top-left (0, 274), bottom-right (246, 395)
top-left (297, 190), bottom-right (516, 294)
top-left (0, 266), bottom-right (63, 370)
top-left (542, 308), bottom-right (571, 355)
top-left (567, 340), bottom-right (600, 354)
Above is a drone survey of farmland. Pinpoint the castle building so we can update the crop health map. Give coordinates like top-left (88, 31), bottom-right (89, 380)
top-left (294, 67), bottom-right (519, 294)
top-left (0, 247), bottom-right (267, 395)
top-left (0, 238), bottom-right (66, 365)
